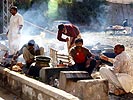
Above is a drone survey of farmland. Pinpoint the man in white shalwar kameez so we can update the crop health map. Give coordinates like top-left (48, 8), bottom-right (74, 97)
top-left (7, 6), bottom-right (23, 55)
top-left (100, 44), bottom-right (133, 95)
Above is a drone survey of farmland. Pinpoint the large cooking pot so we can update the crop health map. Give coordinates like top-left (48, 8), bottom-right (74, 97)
top-left (35, 56), bottom-right (51, 67)
top-left (35, 56), bottom-right (51, 62)
top-left (90, 49), bottom-right (102, 56)
top-left (100, 52), bottom-right (116, 66)
top-left (92, 44), bottom-right (113, 51)
top-left (102, 48), bottom-right (114, 53)
top-left (91, 49), bottom-right (102, 54)
top-left (101, 47), bottom-right (115, 58)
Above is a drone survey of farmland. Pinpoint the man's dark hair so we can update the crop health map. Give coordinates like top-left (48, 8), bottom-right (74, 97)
top-left (58, 24), bottom-right (64, 31)
top-left (10, 6), bottom-right (18, 12)
top-left (115, 44), bottom-right (125, 50)
top-left (75, 38), bottom-right (83, 44)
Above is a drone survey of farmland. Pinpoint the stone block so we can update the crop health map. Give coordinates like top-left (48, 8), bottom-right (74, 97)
top-left (39, 67), bottom-right (69, 84)
top-left (76, 79), bottom-right (109, 100)
top-left (59, 71), bottom-right (91, 94)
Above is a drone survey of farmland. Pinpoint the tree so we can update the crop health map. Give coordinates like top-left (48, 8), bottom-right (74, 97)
top-left (65, 0), bottom-right (106, 25)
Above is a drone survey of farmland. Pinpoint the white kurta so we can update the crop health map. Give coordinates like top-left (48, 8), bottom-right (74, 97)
top-left (7, 13), bottom-right (23, 55)
top-left (100, 51), bottom-right (133, 93)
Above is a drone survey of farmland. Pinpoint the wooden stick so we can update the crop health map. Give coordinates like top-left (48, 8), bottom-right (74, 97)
top-left (67, 40), bottom-right (70, 53)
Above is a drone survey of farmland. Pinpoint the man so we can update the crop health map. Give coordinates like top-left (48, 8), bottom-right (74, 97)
top-left (7, 6), bottom-right (24, 55)
top-left (122, 19), bottom-right (132, 34)
top-left (14, 40), bottom-right (44, 77)
top-left (122, 19), bottom-right (128, 27)
top-left (57, 24), bottom-right (81, 50)
top-left (68, 38), bottom-right (96, 75)
top-left (100, 44), bottom-right (133, 95)
top-left (17, 40), bottom-right (44, 68)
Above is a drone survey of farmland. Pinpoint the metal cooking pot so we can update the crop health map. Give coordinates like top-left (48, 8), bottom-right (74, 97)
top-left (102, 48), bottom-right (114, 53)
top-left (35, 56), bottom-right (51, 62)
top-left (91, 49), bottom-right (102, 54)
top-left (90, 49), bottom-right (102, 56)
top-left (35, 56), bottom-right (51, 67)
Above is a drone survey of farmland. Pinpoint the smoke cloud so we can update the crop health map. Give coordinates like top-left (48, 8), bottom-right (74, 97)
top-left (18, 1), bottom-right (64, 55)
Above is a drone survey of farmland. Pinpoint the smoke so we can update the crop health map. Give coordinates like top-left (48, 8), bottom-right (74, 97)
top-left (21, 1), bottom-right (48, 35)
top-left (18, 1), bottom-right (111, 56)
top-left (87, 4), bottom-right (110, 32)
top-left (17, 1), bottom-right (65, 55)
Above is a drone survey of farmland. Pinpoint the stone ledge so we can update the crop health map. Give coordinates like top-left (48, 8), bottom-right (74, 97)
top-left (0, 66), bottom-right (79, 100)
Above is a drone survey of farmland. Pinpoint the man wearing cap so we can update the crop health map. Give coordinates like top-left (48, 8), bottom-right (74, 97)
top-left (17, 40), bottom-right (44, 67)
top-left (57, 24), bottom-right (81, 50)
top-left (6, 6), bottom-right (24, 55)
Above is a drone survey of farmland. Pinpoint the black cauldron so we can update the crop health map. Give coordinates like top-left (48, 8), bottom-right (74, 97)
top-left (35, 56), bottom-right (51, 67)
top-left (91, 49), bottom-right (102, 55)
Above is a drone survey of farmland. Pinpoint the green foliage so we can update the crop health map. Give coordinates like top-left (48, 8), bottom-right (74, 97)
top-left (12, 0), bottom-right (107, 25)
top-left (0, 0), bottom-right (2, 14)
top-left (129, 3), bottom-right (133, 8)
top-left (14, 0), bottom-right (32, 10)
top-left (66, 0), bottom-right (107, 25)
top-left (1, 0), bottom-right (107, 31)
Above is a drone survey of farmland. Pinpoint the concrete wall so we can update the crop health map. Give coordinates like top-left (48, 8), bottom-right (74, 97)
top-left (59, 71), bottom-right (109, 100)
top-left (0, 67), bottom-right (79, 100)
top-left (75, 79), bottom-right (109, 100)
top-left (106, 3), bottom-right (133, 27)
